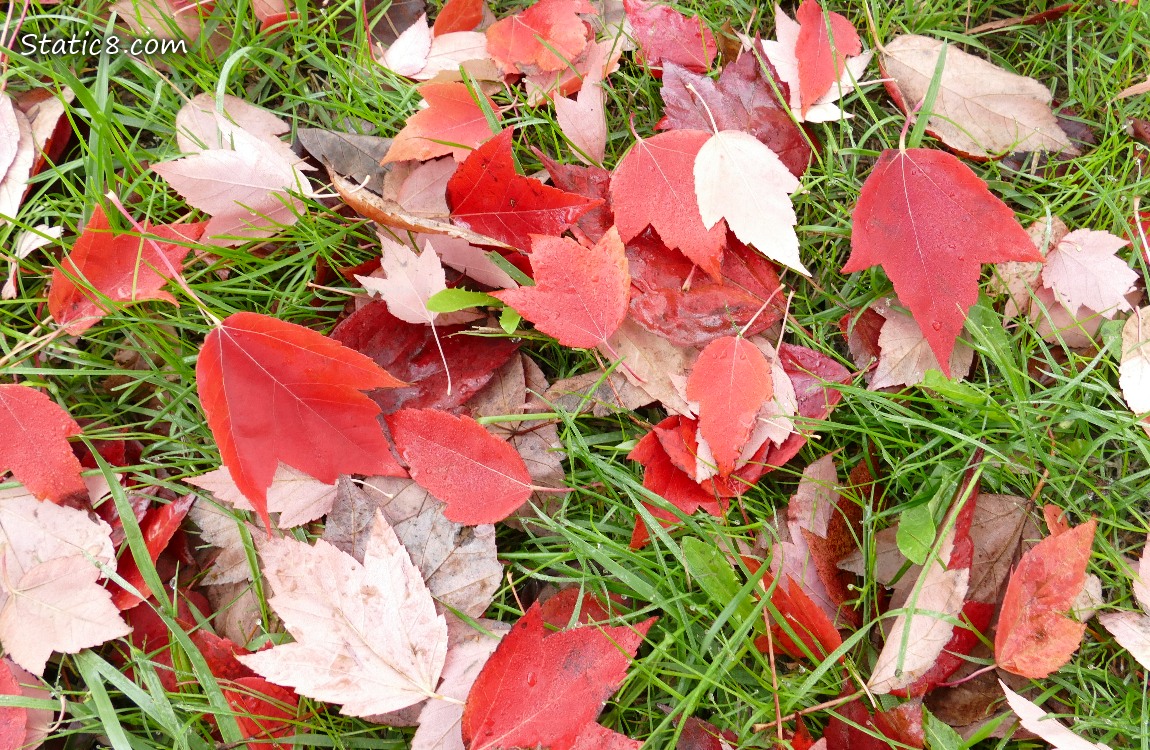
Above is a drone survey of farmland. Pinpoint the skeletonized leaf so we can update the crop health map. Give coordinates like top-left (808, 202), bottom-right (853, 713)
top-left (239, 511), bottom-right (449, 716)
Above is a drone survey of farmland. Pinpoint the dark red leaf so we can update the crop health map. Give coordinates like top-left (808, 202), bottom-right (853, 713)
top-left (223, 676), bottom-right (299, 750)
top-left (676, 716), bottom-right (739, 750)
top-left (111, 494), bottom-right (195, 610)
top-left (623, 0), bottom-right (716, 74)
top-left (534, 148), bottom-right (614, 244)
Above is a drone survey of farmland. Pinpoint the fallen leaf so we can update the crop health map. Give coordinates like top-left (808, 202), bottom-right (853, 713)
top-left (1118, 76), bottom-right (1150, 99)
top-left (331, 301), bottom-right (520, 414)
top-left (485, 0), bottom-right (594, 75)
top-left (383, 14), bottom-right (434, 76)
top-left (423, 235), bottom-right (516, 288)
top-left (870, 303), bottom-right (975, 389)
top-left (995, 519), bottom-right (1095, 678)
top-left (1099, 611), bottom-right (1150, 670)
top-left (446, 129), bottom-right (601, 251)
top-left (187, 464), bottom-right (338, 529)
top-left (188, 498), bottom-right (257, 586)
top-left (0, 657), bottom-right (51, 750)
top-left (545, 370), bottom-right (653, 415)
top-left (824, 698), bottom-right (925, 750)
top-left (494, 228), bottom-right (629, 348)
top-left (0, 493), bottom-right (129, 675)
top-left (555, 41), bottom-right (609, 164)
top-left (999, 682), bottom-right (1112, 750)
top-left (48, 206), bottom-right (206, 335)
top-left (385, 82), bottom-right (496, 163)
top-left (991, 216), bottom-right (1067, 318)
top-left (461, 602), bottom-right (655, 750)
top-left (694, 129), bottom-right (804, 274)
top-left (602, 317), bottom-right (697, 415)
top-left (687, 336), bottom-right (773, 476)
top-left (414, 31), bottom-right (499, 82)
top-left (0, 384), bottom-right (87, 505)
top-left (240, 511), bottom-right (448, 716)
top-left (623, 0), bottom-right (716, 73)
top-left (323, 476), bottom-right (501, 619)
top-left (794, 0), bottom-right (862, 116)
top-left (2, 223), bottom-right (62, 300)
top-left (196, 312), bottom-right (406, 528)
top-left (0, 103), bottom-right (34, 229)
top-left (109, 494), bottom-right (195, 610)
top-left (297, 129), bottom-right (392, 185)
top-left (174, 92), bottom-right (300, 167)
top-left (842, 148), bottom-right (1041, 373)
top-left (611, 129), bottom-right (726, 278)
top-left (223, 676), bottom-right (299, 750)
top-left (534, 149), bottom-right (614, 243)
top-left (1041, 229), bottom-right (1135, 318)
top-left (388, 408), bottom-right (534, 523)
top-left (434, 0), bottom-right (486, 34)
top-left (356, 235), bottom-right (478, 326)
top-left (112, 0), bottom-right (205, 40)
top-left (881, 34), bottom-right (1076, 159)
top-left (658, 54), bottom-right (811, 177)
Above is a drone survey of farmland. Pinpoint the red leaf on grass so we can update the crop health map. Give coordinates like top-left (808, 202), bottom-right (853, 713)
top-left (677, 716), bottom-right (740, 750)
top-left (388, 408), bottom-right (533, 523)
top-left (434, 0), bottom-right (485, 34)
top-left (461, 602), bottom-right (655, 750)
top-left (0, 384), bottom-right (86, 505)
top-left (447, 129), bottom-right (602, 251)
top-left (825, 698), bottom-right (924, 750)
top-left (659, 55), bottom-right (812, 178)
top-left (752, 570), bottom-right (843, 662)
top-left (196, 312), bottom-right (406, 529)
top-left (332, 301), bottom-right (520, 415)
top-left (842, 148), bottom-right (1040, 373)
top-left (610, 130), bottom-right (726, 279)
top-left (687, 336), bottom-right (773, 476)
top-left (384, 82), bottom-right (496, 163)
top-left (48, 206), bottom-right (207, 335)
top-left (995, 518), bottom-right (1096, 678)
top-left (223, 676), bottom-right (299, 750)
top-left (794, 0), bottom-right (861, 116)
top-left (534, 149), bottom-right (614, 243)
top-left (111, 494), bottom-right (195, 610)
top-left (485, 0), bottom-right (594, 75)
top-left (0, 661), bottom-right (26, 750)
top-left (623, 0), bottom-right (715, 74)
top-left (628, 231), bottom-right (786, 347)
top-left (493, 228), bottom-right (629, 348)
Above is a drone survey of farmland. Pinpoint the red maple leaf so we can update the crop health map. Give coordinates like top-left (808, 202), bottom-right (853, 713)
top-left (687, 336), bottom-right (773, 476)
top-left (387, 408), bottom-right (534, 523)
top-left (462, 601), bottom-right (655, 750)
top-left (48, 206), bottom-right (207, 335)
top-left (383, 82), bottom-right (497, 163)
top-left (622, 0), bottom-right (716, 74)
top-left (794, 0), bottom-right (861, 116)
top-left (110, 494), bottom-right (195, 610)
top-left (447, 129), bottom-right (602, 251)
top-left (433, 0), bottom-right (485, 34)
top-left (842, 148), bottom-right (1041, 373)
top-left (995, 518), bottom-right (1096, 678)
top-left (610, 129), bottom-right (726, 278)
top-left (494, 228), bottom-right (629, 348)
top-left (658, 54), bottom-right (812, 178)
top-left (196, 312), bottom-right (407, 528)
top-left (0, 383), bottom-right (87, 504)
top-left (485, 0), bottom-right (594, 75)
top-left (533, 148), bottom-right (614, 244)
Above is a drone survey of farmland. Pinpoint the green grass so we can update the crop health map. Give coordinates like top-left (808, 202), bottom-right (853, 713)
top-left (2, 0), bottom-right (1150, 748)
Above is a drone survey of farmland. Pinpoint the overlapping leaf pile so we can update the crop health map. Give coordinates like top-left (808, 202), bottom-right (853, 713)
top-left (0, 0), bottom-right (1147, 749)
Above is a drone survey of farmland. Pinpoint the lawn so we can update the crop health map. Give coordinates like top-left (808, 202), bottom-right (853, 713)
top-left (1, 0), bottom-right (1149, 749)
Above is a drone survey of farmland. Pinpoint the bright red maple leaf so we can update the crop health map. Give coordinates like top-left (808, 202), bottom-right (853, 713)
top-left (623, 0), bottom-right (715, 74)
top-left (110, 494), bottom-right (195, 610)
top-left (658, 55), bottom-right (812, 178)
top-left (494, 228), bottom-right (629, 348)
top-left (447, 128), bottom-right (602, 251)
top-left (751, 569), bottom-right (843, 662)
top-left (383, 82), bottom-right (496, 163)
top-left (223, 676), bottom-right (299, 750)
top-left (461, 601), bottom-right (655, 750)
top-left (995, 518), bottom-right (1096, 678)
top-left (433, 0), bottom-right (485, 34)
top-left (387, 408), bottom-right (533, 524)
top-left (0, 383), bottom-right (87, 505)
top-left (842, 148), bottom-right (1041, 374)
top-left (610, 129), bottom-right (726, 279)
top-left (794, 0), bottom-right (861, 116)
top-left (48, 206), bottom-right (207, 335)
top-left (196, 312), bottom-right (406, 529)
top-left (485, 0), bottom-right (594, 75)
top-left (687, 336), bottom-right (773, 476)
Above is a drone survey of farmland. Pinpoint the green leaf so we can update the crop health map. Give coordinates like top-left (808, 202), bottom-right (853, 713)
top-left (500, 306), bottom-right (522, 334)
top-left (896, 503), bottom-right (937, 566)
top-left (682, 538), bottom-right (756, 625)
top-left (925, 710), bottom-right (967, 750)
top-left (426, 288), bottom-right (501, 313)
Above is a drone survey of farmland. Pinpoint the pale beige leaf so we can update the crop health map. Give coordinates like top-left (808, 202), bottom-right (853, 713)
top-left (188, 464), bottom-right (338, 529)
top-left (870, 306), bottom-right (974, 389)
top-left (805, 50), bottom-right (873, 123)
top-left (544, 370), bottom-right (654, 416)
top-left (0, 93), bottom-right (21, 180)
top-left (239, 511), bottom-right (448, 716)
top-left (1099, 611), bottom-right (1150, 670)
top-left (1134, 533), bottom-right (1150, 614)
top-left (383, 15), bottom-right (433, 76)
top-left (174, 93), bottom-right (300, 168)
top-left (0, 495), bottom-right (128, 675)
top-left (419, 235), bottom-right (516, 288)
top-left (881, 34), bottom-right (1076, 158)
top-left (323, 477), bottom-right (501, 619)
top-left (113, 0), bottom-right (203, 40)
top-left (770, 455), bottom-right (842, 620)
top-left (411, 622), bottom-right (509, 750)
top-left (695, 130), bottom-right (804, 275)
top-left (388, 158), bottom-right (455, 218)
top-left (1000, 682), bottom-right (1112, 750)
top-left (555, 42), bottom-right (609, 165)
top-left (760, 6), bottom-right (801, 112)
top-left (357, 236), bottom-right (446, 325)
top-left (992, 216), bottom-right (1067, 318)
top-left (1041, 229), bottom-right (1135, 318)
top-left (3, 224), bottom-right (61, 299)
top-left (0, 108), bottom-right (34, 225)
top-left (601, 317), bottom-right (697, 416)
top-left (412, 32), bottom-right (495, 81)
top-left (738, 339), bottom-right (797, 461)
top-left (869, 531), bottom-right (970, 694)
top-left (1120, 307), bottom-right (1150, 414)
top-left (188, 498), bottom-right (255, 586)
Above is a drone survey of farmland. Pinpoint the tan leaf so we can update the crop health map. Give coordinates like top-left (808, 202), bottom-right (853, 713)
top-left (188, 498), bottom-right (256, 586)
top-left (188, 464), bottom-right (338, 529)
top-left (174, 92), bottom-right (303, 168)
top-left (543, 370), bottom-right (654, 416)
top-left (881, 34), bottom-right (1076, 158)
top-left (356, 236), bottom-right (479, 326)
top-left (1099, 611), bottom-right (1150, 670)
top-left (992, 216), bottom-right (1067, 318)
top-left (602, 317), bottom-right (697, 416)
top-left (0, 494), bottom-right (129, 675)
top-left (240, 511), bottom-right (449, 716)
top-left (870, 305), bottom-right (974, 390)
top-left (1000, 682), bottom-right (1112, 750)
top-left (555, 42), bottom-right (610, 165)
top-left (1117, 76), bottom-right (1150, 99)
top-left (1120, 307), bottom-right (1150, 419)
